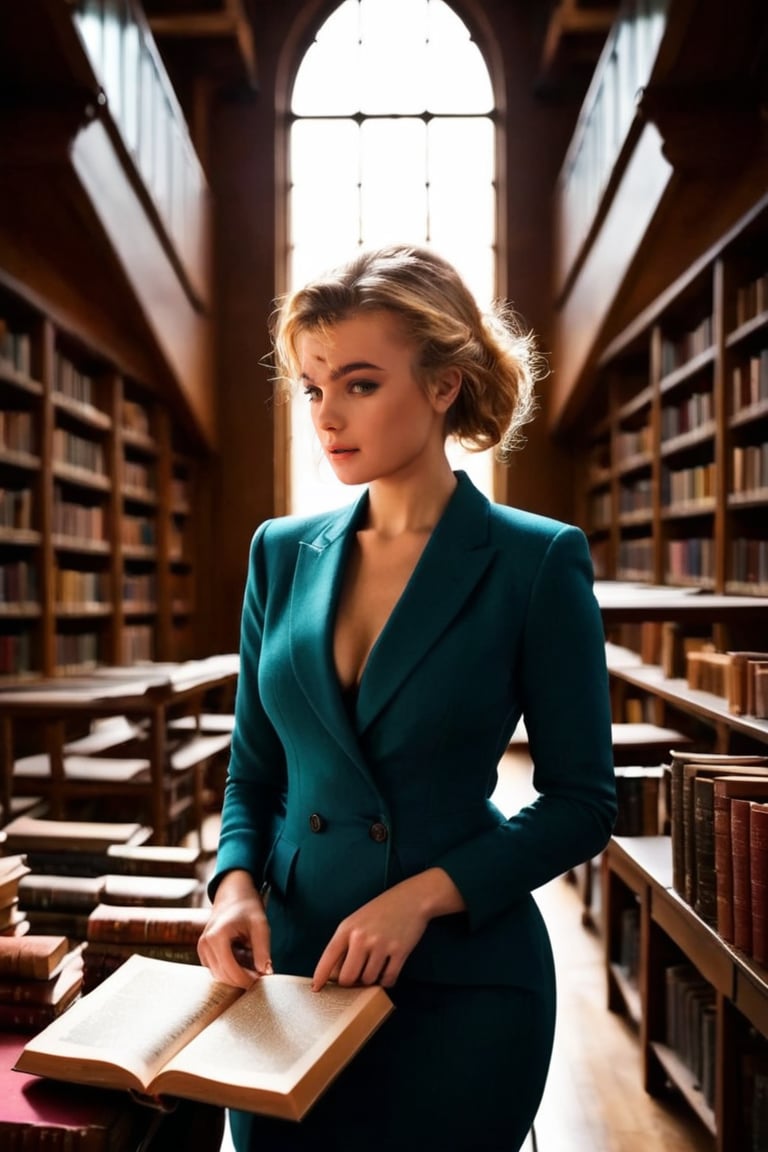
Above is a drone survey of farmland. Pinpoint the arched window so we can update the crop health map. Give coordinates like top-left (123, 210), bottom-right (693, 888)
top-left (287, 0), bottom-right (497, 515)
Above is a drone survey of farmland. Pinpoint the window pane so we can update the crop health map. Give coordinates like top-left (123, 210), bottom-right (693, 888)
top-left (425, 3), bottom-right (494, 112)
top-left (290, 120), bottom-right (360, 251)
top-left (359, 0), bottom-right (428, 113)
top-left (287, 0), bottom-right (498, 512)
top-left (428, 118), bottom-right (495, 248)
top-left (360, 119), bottom-right (427, 245)
top-left (291, 1), bottom-right (361, 115)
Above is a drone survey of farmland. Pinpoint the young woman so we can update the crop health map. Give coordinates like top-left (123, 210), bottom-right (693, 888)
top-left (198, 245), bottom-right (616, 1151)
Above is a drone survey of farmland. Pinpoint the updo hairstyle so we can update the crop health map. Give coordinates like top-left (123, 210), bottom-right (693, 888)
top-left (270, 244), bottom-right (544, 458)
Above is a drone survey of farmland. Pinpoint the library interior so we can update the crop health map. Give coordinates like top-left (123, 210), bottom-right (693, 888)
top-left (0, 1), bottom-right (767, 1149)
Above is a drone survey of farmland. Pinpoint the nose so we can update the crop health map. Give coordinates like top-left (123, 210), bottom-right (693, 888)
top-left (314, 392), bottom-right (344, 432)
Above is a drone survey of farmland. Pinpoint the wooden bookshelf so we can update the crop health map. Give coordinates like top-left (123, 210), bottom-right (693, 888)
top-left (606, 641), bottom-right (768, 751)
top-left (0, 282), bottom-right (203, 679)
top-left (576, 191), bottom-right (768, 596)
top-left (604, 835), bottom-right (768, 1151)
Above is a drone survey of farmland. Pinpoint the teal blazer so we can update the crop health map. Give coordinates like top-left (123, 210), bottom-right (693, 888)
top-left (211, 471), bottom-right (616, 991)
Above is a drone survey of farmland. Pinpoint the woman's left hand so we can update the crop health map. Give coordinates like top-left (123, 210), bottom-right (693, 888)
top-left (312, 867), bottom-right (465, 990)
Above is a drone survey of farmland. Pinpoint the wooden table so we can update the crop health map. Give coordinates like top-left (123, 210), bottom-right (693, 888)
top-left (0, 655), bottom-right (238, 845)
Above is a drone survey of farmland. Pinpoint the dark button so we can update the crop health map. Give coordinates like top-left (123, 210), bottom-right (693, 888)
top-left (369, 821), bottom-right (388, 843)
top-left (309, 813), bottom-right (326, 833)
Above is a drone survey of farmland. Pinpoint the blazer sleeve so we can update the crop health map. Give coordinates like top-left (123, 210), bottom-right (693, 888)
top-left (434, 523), bottom-right (617, 930)
top-left (208, 521), bottom-right (287, 898)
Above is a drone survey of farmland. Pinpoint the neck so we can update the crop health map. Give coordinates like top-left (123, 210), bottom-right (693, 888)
top-left (365, 462), bottom-right (458, 537)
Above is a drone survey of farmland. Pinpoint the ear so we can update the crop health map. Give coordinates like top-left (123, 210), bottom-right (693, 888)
top-left (428, 367), bottom-right (462, 412)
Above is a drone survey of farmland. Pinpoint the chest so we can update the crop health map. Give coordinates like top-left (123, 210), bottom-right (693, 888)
top-left (333, 530), bottom-right (429, 689)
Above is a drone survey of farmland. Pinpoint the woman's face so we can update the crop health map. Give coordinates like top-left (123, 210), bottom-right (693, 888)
top-left (296, 310), bottom-right (452, 487)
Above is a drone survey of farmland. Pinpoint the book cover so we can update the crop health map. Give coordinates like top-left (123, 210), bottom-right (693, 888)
top-left (0, 1031), bottom-right (149, 1152)
top-left (26, 908), bottom-right (93, 941)
top-left (733, 797), bottom-right (756, 953)
top-left (19, 873), bottom-right (106, 912)
top-left (714, 777), bottom-right (768, 944)
top-left (83, 941), bottom-right (203, 993)
top-left (669, 753), bottom-right (768, 907)
top-left (1, 816), bottom-right (152, 855)
top-left (0, 952), bottom-right (83, 1030)
top-left (0, 935), bottom-right (70, 980)
top-left (101, 875), bottom-right (202, 908)
top-left (87, 903), bottom-right (210, 946)
top-left (726, 650), bottom-right (768, 715)
top-left (693, 777), bottom-right (717, 927)
top-left (0, 855), bottom-right (31, 906)
top-left (751, 802), bottom-right (768, 966)
top-left (614, 767), bottom-right (663, 836)
top-left (16, 953), bottom-right (394, 1121)
top-left (0, 900), bottom-right (22, 929)
top-left (105, 843), bottom-right (202, 879)
top-left (0, 946), bottom-right (84, 1006)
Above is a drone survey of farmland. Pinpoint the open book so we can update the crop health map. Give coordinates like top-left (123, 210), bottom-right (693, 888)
top-left (14, 953), bottom-right (394, 1121)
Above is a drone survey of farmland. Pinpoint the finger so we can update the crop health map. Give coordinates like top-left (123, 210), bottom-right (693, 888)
top-left (378, 955), bottom-right (402, 988)
top-left (198, 940), bottom-right (245, 987)
top-left (232, 940), bottom-right (273, 976)
top-left (359, 952), bottom-right (389, 986)
top-left (199, 932), bottom-right (259, 989)
top-left (312, 941), bottom-right (346, 991)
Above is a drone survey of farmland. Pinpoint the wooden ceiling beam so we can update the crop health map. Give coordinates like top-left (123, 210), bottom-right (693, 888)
top-left (148, 0), bottom-right (257, 87)
top-left (540, 0), bottom-right (617, 77)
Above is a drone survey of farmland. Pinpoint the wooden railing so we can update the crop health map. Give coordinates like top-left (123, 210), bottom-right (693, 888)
top-left (73, 0), bottom-right (210, 308)
top-left (554, 0), bottom-right (669, 301)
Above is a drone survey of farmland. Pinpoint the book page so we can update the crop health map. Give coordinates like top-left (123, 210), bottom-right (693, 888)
top-left (154, 975), bottom-right (391, 1112)
top-left (17, 955), bottom-right (240, 1090)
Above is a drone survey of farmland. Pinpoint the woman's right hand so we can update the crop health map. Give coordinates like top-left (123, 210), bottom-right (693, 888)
top-left (197, 869), bottom-right (273, 989)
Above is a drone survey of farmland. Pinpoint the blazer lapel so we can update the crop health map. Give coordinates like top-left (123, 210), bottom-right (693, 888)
top-left (356, 473), bottom-right (495, 730)
top-left (289, 473), bottom-right (496, 758)
top-left (289, 494), bottom-right (370, 772)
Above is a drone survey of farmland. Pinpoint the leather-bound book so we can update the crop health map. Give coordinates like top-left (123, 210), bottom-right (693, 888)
top-left (0, 935), bottom-right (69, 980)
top-left (714, 777), bottom-right (768, 944)
top-left (750, 802), bottom-right (768, 966)
top-left (733, 797), bottom-right (757, 953)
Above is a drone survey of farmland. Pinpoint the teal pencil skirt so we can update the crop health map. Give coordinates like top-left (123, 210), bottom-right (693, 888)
top-left (229, 977), bottom-right (556, 1152)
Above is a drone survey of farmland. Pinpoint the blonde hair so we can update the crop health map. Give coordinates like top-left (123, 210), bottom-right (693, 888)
top-left (270, 245), bottom-right (544, 458)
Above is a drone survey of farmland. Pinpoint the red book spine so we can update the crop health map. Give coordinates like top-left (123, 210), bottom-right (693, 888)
top-left (750, 803), bottom-right (768, 966)
top-left (714, 793), bottom-right (735, 942)
top-left (732, 798), bottom-right (753, 953)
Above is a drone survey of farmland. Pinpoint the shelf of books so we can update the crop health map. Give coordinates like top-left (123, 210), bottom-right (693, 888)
top-left (574, 189), bottom-right (768, 1149)
top-left (576, 190), bottom-right (768, 597)
top-left (0, 282), bottom-right (204, 679)
top-left (605, 811), bottom-right (768, 1152)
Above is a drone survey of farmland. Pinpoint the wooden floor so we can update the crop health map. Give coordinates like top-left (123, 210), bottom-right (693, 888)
top-left (211, 750), bottom-right (714, 1151)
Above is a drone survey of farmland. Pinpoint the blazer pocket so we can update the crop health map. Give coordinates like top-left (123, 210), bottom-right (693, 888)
top-left (264, 834), bottom-right (299, 899)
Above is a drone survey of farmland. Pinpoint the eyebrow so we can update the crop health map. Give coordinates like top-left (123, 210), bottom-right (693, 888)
top-left (300, 360), bottom-right (385, 383)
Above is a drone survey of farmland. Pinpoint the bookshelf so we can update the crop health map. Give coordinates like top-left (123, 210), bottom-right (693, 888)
top-left (0, 281), bottom-right (203, 679)
top-left (577, 191), bottom-right (768, 596)
top-left (604, 835), bottom-right (768, 1151)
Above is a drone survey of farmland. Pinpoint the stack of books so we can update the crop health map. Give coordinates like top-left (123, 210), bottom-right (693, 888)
top-left (17, 874), bottom-right (106, 941)
top-left (0, 935), bottom-right (83, 1032)
top-left (84, 904), bottom-right (211, 991)
top-left (0, 854), bottom-right (31, 938)
top-left (11, 830), bottom-right (207, 945)
top-left (1, 816), bottom-right (153, 877)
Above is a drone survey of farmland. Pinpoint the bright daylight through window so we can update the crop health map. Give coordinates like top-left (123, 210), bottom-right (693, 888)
top-left (287, 0), bottom-right (497, 514)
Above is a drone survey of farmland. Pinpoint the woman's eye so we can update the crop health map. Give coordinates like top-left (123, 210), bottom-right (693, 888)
top-left (303, 385), bottom-right (321, 402)
top-left (350, 380), bottom-right (378, 395)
